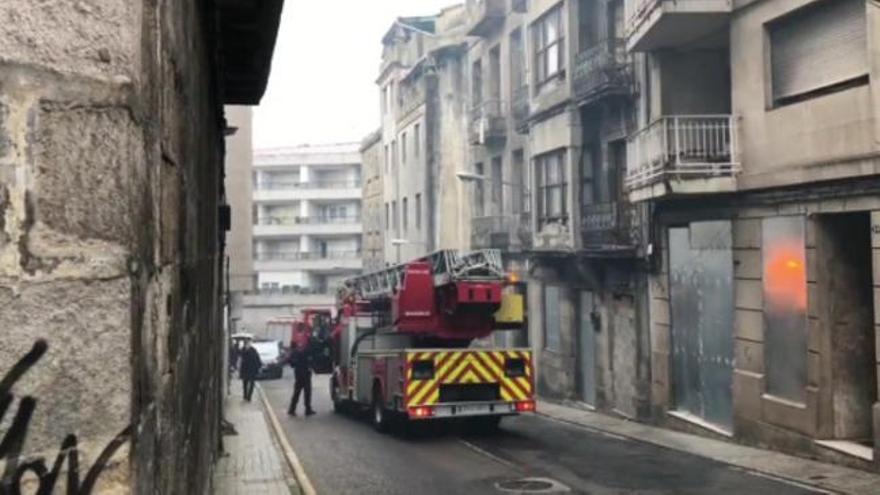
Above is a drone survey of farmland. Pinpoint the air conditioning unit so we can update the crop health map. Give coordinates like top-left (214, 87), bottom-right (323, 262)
top-left (512, 0), bottom-right (527, 13)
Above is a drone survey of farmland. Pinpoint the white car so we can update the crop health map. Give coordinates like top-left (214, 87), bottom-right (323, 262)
top-left (251, 340), bottom-right (284, 380)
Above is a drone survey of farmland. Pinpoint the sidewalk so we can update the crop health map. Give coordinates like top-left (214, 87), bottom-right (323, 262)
top-left (213, 381), bottom-right (300, 495)
top-left (538, 400), bottom-right (880, 495)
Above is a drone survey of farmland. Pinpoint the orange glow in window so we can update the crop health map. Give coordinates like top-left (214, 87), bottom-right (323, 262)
top-left (764, 243), bottom-right (807, 310)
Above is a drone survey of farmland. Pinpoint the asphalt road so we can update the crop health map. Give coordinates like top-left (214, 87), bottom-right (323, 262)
top-left (261, 373), bottom-right (823, 495)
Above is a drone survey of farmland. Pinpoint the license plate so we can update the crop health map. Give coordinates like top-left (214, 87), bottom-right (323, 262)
top-left (455, 404), bottom-right (491, 415)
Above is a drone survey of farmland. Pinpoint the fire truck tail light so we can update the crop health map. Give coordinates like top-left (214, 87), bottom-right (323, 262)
top-left (409, 406), bottom-right (434, 419)
top-left (515, 400), bottom-right (536, 413)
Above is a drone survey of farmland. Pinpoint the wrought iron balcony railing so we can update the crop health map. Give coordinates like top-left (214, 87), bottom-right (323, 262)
top-left (626, 115), bottom-right (739, 190)
top-left (581, 201), bottom-right (641, 252)
top-left (469, 99), bottom-right (507, 145)
top-left (573, 38), bottom-right (632, 104)
top-left (471, 214), bottom-right (532, 251)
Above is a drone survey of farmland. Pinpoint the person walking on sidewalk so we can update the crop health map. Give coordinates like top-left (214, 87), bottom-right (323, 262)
top-left (286, 342), bottom-right (315, 416)
top-left (240, 340), bottom-right (262, 402)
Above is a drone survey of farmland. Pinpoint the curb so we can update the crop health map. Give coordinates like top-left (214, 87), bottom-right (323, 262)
top-left (258, 384), bottom-right (318, 495)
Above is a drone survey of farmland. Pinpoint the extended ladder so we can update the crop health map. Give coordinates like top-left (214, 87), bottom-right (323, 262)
top-left (339, 249), bottom-right (505, 301)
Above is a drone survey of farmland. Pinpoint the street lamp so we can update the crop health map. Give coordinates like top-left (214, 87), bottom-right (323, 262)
top-left (456, 171), bottom-right (519, 187)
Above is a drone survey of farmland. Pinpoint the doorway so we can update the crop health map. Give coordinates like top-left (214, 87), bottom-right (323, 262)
top-left (668, 221), bottom-right (735, 431)
top-left (578, 291), bottom-right (597, 406)
top-left (818, 213), bottom-right (876, 453)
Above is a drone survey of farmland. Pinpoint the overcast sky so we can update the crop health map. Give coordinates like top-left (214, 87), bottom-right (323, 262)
top-left (253, 0), bottom-right (458, 150)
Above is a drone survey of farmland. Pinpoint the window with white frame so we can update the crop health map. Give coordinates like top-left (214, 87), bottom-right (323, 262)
top-left (535, 149), bottom-right (568, 228)
top-left (532, 5), bottom-right (565, 90)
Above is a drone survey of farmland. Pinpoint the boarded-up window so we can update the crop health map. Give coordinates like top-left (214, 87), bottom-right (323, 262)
top-left (770, 0), bottom-right (867, 105)
top-left (544, 286), bottom-right (562, 351)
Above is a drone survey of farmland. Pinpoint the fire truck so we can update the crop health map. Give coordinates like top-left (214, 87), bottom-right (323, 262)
top-left (331, 249), bottom-right (535, 431)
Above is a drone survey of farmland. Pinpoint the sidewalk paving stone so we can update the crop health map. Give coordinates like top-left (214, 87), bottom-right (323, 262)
top-left (213, 381), bottom-right (299, 495)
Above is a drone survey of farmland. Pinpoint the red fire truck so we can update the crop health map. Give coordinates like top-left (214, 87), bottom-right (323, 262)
top-left (330, 249), bottom-right (534, 431)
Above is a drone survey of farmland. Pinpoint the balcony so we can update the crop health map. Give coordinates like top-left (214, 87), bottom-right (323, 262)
top-left (625, 115), bottom-right (739, 201)
top-left (253, 215), bottom-right (363, 238)
top-left (465, 0), bottom-right (506, 37)
top-left (253, 180), bottom-right (361, 202)
top-left (581, 202), bottom-right (641, 255)
top-left (254, 250), bottom-right (363, 272)
top-left (469, 99), bottom-right (507, 146)
top-left (626, 0), bottom-right (732, 52)
top-left (471, 214), bottom-right (532, 251)
top-left (573, 39), bottom-right (633, 106)
top-left (511, 86), bottom-right (529, 133)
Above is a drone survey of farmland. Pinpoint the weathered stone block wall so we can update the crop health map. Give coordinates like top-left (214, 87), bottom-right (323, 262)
top-left (1, 0), bottom-right (226, 493)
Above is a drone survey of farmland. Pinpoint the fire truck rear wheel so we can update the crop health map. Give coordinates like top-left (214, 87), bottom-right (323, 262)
top-left (371, 387), bottom-right (392, 433)
top-left (330, 376), bottom-right (344, 414)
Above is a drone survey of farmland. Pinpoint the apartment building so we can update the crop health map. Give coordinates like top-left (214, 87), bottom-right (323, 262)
top-left (361, 129), bottom-right (386, 272)
top-left (378, 7), bottom-right (472, 263)
top-left (242, 143), bottom-right (363, 332)
top-left (627, 0), bottom-right (880, 470)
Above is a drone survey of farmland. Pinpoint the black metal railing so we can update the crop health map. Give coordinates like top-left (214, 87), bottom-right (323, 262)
top-left (469, 99), bottom-right (507, 145)
top-left (581, 201), bottom-right (640, 251)
top-left (573, 38), bottom-right (632, 104)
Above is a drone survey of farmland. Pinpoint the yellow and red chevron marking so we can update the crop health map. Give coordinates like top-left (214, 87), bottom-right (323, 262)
top-left (405, 350), bottom-right (533, 408)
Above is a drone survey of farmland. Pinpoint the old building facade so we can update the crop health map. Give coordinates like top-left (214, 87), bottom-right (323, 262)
top-left (369, 0), bottom-right (880, 472)
top-left (0, 0), bottom-right (282, 493)
top-left (378, 8), bottom-right (473, 263)
top-left (629, 0), bottom-right (880, 470)
top-left (361, 130), bottom-right (386, 272)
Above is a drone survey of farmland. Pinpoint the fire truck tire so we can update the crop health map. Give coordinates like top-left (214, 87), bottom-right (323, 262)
top-left (330, 376), bottom-right (344, 414)
top-left (371, 387), bottom-right (392, 433)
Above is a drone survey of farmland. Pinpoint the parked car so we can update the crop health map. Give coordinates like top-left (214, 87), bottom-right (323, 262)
top-left (252, 339), bottom-right (284, 380)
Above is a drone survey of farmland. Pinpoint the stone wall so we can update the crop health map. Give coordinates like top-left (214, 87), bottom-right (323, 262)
top-left (0, 0), bottom-right (227, 493)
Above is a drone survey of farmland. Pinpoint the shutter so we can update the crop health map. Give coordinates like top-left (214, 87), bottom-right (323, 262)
top-left (770, 0), bottom-right (867, 102)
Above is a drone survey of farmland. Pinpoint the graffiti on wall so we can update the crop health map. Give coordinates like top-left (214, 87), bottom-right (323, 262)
top-left (0, 340), bottom-right (131, 495)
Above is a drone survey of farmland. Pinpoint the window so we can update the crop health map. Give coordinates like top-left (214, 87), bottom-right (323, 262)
top-left (474, 163), bottom-right (485, 217)
top-left (491, 156), bottom-right (503, 215)
top-left (489, 45), bottom-right (501, 101)
top-left (401, 132), bottom-right (407, 164)
top-left (535, 150), bottom-right (568, 227)
top-left (414, 123), bottom-right (421, 158)
top-left (415, 193), bottom-right (422, 230)
top-left (391, 140), bottom-right (397, 169)
top-left (532, 5), bottom-right (565, 89)
top-left (392, 200), bottom-right (399, 233)
top-left (543, 285), bottom-right (562, 351)
top-left (472, 59), bottom-right (483, 106)
top-left (402, 197), bottom-right (409, 232)
top-left (769, 0), bottom-right (867, 106)
top-left (512, 149), bottom-right (527, 215)
top-left (384, 145), bottom-right (389, 172)
top-left (385, 203), bottom-right (390, 229)
top-left (510, 29), bottom-right (525, 91)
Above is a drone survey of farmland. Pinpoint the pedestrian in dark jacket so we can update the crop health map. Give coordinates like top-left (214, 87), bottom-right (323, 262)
top-left (287, 344), bottom-right (315, 416)
top-left (240, 341), bottom-right (262, 402)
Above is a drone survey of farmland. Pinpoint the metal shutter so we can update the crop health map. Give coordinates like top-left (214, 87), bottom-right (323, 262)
top-left (770, 0), bottom-right (867, 102)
